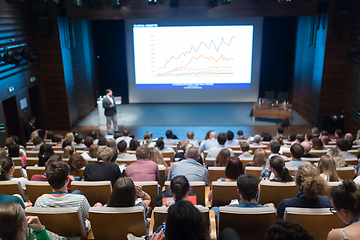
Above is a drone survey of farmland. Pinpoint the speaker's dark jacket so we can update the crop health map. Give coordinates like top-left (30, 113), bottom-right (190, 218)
top-left (102, 96), bottom-right (117, 116)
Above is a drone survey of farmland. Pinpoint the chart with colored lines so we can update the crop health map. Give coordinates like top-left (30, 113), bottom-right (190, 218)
top-left (133, 25), bottom-right (254, 89)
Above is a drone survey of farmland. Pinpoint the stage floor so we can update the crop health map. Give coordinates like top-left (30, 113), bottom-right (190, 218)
top-left (75, 103), bottom-right (311, 140)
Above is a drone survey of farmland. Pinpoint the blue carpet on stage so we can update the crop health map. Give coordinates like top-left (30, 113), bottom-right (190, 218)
top-left (77, 103), bottom-right (309, 139)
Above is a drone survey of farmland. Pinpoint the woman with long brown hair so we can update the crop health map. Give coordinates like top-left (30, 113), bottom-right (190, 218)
top-left (317, 155), bottom-right (341, 182)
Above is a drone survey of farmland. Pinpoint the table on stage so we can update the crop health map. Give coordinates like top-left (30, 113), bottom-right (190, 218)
top-left (252, 100), bottom-right (292, 121)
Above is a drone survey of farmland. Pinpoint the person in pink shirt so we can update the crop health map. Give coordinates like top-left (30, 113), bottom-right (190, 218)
top-left (125, 145), bottom-right (160, 182)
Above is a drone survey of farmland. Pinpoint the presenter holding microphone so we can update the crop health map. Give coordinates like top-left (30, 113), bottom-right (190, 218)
top-left (103, 89), bottom-right (118, 134)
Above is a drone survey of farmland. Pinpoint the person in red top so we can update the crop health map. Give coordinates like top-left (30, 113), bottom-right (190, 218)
top-left (31, 154), bottom-right (74, 192)
top-left (125, 145), bottom-right (160, 182)
top-left (330, 129), bottom-right (343, 140)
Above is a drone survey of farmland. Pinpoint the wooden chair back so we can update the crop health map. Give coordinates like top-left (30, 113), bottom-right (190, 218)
top-left (208, 167), bottom-right (226, 185)
top-left (309, 150), bottom-right (328, 157)
top-left (26, 157), bottom-right (39, 166)
top-left (26, 166), bottom-right (45, 180)
top-left (250, 145), bottom-right (267, 153)
top-left (70, 167), bottom-right (85, 178)
top-left (116, 159), bottom-right (137, 165)
top-left (158, 165), bottom-right (166, 188)
top-left (152, 205), bottom-right (209, 232)
top-left (336, 167), bottom-right (355, 180)
top-left (218, 207), bottom-right (276, 240)
top-left (240, 159), bottom-right (253, 169)
top-left (211, 181), bottom-right (239, 207)
top-left (161, 151), bottom-right (174, 161)
top-left (258, 181), bottom-right (298, 207)
top-left (25, 181), bottom-right (52, 203)
top-left (348, 150), bottom-right (358, 157)
top-left (13, 166), bottom-right (24, 178)
top-left (284, 207), bottom-right (343, 240)
top-left (325, 182), bottom-right (341, 197)
top-left (244, 166), bottom-right (263, 180)
top-left (71, 181), bottom-right (112, 206)
top-left (0, 181), bottom-right (25, 199)
top-left (282, 151), bottom-right (292, 158)
top-left (345, 158), bottom-right (358, 166)
top-left (12, 157), bottom-right (24, 167)
top-left (205, 158), bottom-right (216, 166)
top-left (165, 181), bottom-right (206, 206)
top-left (89, 206), bottom-right (146, 240)
top-left (26, 207), bottom-right (87, 239)
top-left (54, 150), bottom-right (64, 157)
top-left (27, 151), bottom-right (39, 158)
top-left (134, 181), bottom-right (159, 208)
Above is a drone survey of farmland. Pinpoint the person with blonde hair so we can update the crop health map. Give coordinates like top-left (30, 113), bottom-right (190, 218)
top-left (328, 148), bottom-right (347, 168)
top-left (64, 132), bottom-right (74, 143)
top-left (327, 179), bottom-right (360, 240)
top-left (312, 138), bottom-right (324, 150)
top-left (317, 155), bottom-right (341, 182)
top-left (149, 147), bottom-right (165, 165)
top-left (106, 139), bottom-right (117, 148)
top-left (0, 148), bottom-right (7, 158)
top-left (63, 145), bottom-right (75, 159)
top-left (276, 165), bottom-right (331, 218)
top-left (251, 148), bottom-right (268, 167)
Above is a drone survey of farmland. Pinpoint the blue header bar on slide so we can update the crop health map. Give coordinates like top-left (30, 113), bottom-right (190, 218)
top-left (133, 24), bottom-right (158, 28)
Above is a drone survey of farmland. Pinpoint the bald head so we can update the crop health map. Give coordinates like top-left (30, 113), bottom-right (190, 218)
top-left (254, 134), bottom-right (261, 144)
top-left (209, 131), bottom-right (216, 139)
top-left (345, 133), bottom-right (353, 141)
top-left (301, 141), bottom-right (311, 154)
top-left (187, 131), bottom-right (194, 139)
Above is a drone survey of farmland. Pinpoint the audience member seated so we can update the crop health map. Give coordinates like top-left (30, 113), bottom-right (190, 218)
top-left (117, 140), bottom-right (136, 160)
top-left (30, 137), bottom-right (43, 151)
top-left (73, 134), bottom-right (85, 147)
top-left (0, 148), bottom-right (6, 158)
top-left (186, 131), bottom-right (199, 147)
top-left (84, 147), bottom-right (122, 186)
top-left (142, 132), bottom-right (156, 148)
top-left (305, 132), bottom-right (313, 142)
top-left (207, 132), bottom-right (234, 158)
top-left (107, 177), bottom-right (151, 227)
top-left (287, 132), bottom-right (297, 144)
top-left (88, 130), bottom-right (99, 145)
top-left (207, 148), bottom-right (230, 168)
top-left (38, 144), bottom-right (54, 158)
top-left (31, 154), bottom-right (74, 192)
top-left (237, 130), bottom-right (245, 140)
top-left (336, 138), bottom-right (357, 159)
top-left (200, 131), bottom-right (218, 151)
top-left (0, 157), bottom-right (28, 190)
top-left (8, 144), bottom-right (21, 159)
top-left (155, 138), bottom-right (175, 154)
top-left (296, 134), bottom-right (305, 144)
top-left (312, 127), bottom-right (320, 139)
top-left (285, 143), bottom-right (312, 168)
top-left (301, 141), bottom-right (319, 158)
top-left (163, 130), bottom-right (178, 146)
top-left (353, 130), bottom-right (360, 145)
top-left (6, 137), bottom-right (26, 157)
top-left (174, 139), bottom-right (190, 161)
top-left (250, 148), bottom-right (268, 167)
top-left (238, 142), bottom-right (252, 158)
top-left (149, 148), bottom-right (165, 166)
top-left (64, 132), bottom-right (74, 143)
top-left (0, 202), bottom-right (52, 240)
top-left (115, 129), bottom-right (133, 146)
top-left (124, 145), bottom-right (160, 182)
top-left (268, 156), bottom-right (293, 182)
top-left (312, 138), bottom-right (325, 150)
top-left (265, 220), bottom-right (313, 240)
top-left (250, 134), bottom-right (263, 146)
top-left (322, 135), bottom-right (330, 147)
top-left (317, 155), bottom-right (341, 182)
top-left (63, 146), bottom-right (75, 159)
top-left (276, 165), bottom-right (331, 219)
top-left (263, 132), bottom-right (273, 142)
top-left (167, 146), bottom-right (208, 183)
top-left (225, 131), bottom-right (238, 147)
top-left (61, 140), bottom-right (71, 150)
top-left (129, 138), bottom-right (140, 151)
top-left (327, 179), bottom-right (360, 240)
top-left (344, 133), bottom-right (354, 146)
top-left (129, 200), bottom-right (209, 240)
top-left (330, 129), bottom-right (343, 140)
top-left (273, 127), bottom-right (287, 140)
top-left (52, 134), bottom-right (63, 146)
top-left (38, 152), bottom-right (51, 167)
top-left (68, 153), bottom-right (88, 176)
top-left (328, 148), bottom-right (347, 168)
top-left (208, 157), bottom-right (244, 201)
top-left (35, 161), bottom-right (94, 231)
top-left (106, 139), bottom-right (117, 148)
top-left (269, 140), bottom-right (286, 159)
top-left (97, 136), bottom-right (107, 147)
top-left (83, 136), bottom-right (94, 151)
top-left (156, 175), bottom-right (193, 207)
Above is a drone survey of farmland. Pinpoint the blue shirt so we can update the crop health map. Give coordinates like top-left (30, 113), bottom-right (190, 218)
top-left (167, 159), bottom-right (208, 183)
top-left (277, 193), bottom-right (331, 218)
top-left (201, 138), bottom-right (218, 151)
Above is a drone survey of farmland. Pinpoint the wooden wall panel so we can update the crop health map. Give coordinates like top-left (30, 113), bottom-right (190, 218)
top-left (66, 0), bottom-right (320, 20)
top-left (0, 0), bottom-right (41, 145)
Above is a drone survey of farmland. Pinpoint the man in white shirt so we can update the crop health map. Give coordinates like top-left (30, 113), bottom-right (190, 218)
top-left (186, 131), bottom-right (199, 147)
top-left (207, 133), bottom-right (234, 158)
top-left (115, 129), bottom-right (133, 146)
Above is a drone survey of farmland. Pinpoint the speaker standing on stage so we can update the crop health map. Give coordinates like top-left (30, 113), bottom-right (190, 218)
top-left (103, 89), bottom-right (118, 134)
